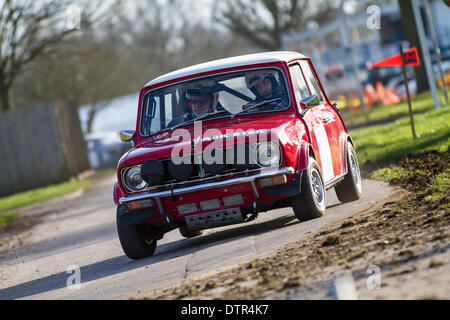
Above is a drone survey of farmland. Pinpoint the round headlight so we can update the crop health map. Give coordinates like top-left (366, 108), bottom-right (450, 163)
top-left (125, 166), bottom-right (147, 191)
top-left (257, 142), bottom-right (281, 168)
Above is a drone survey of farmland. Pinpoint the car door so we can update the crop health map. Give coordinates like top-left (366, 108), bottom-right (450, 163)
top-left (289, 62), bottom-right (331, 183)
top-left (299, 59), bottom-right (345, 180)
top-left (290, 60), bottom-right (343, 184)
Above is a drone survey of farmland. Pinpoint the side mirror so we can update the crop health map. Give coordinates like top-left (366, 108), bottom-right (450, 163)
top-left (120, 130), bottom-right (135, 143)
top-left (300, 95), bottom-right (320, 116)
top-left (332, 102), bottom-right (340, 112)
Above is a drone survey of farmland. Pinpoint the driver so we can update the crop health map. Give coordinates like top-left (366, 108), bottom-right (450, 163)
top-left (186, 85), bottom-right (220, 119)
top-left (245, 71), bottom-right (287, 110)
top-left (167, 85), bottom-right (223, 128)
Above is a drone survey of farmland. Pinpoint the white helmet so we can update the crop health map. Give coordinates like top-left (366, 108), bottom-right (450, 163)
top-left (245, 70), bottom-right (278, 90)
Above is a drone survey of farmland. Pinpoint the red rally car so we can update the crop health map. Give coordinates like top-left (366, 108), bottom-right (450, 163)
top-left (114, 51), bottom-right (362, 260)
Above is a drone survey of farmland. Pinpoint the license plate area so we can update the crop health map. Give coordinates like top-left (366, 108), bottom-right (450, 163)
top-left (184, 208), bottom-right (243, 231)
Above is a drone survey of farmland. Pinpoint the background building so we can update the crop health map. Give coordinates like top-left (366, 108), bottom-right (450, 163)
top-left (282, 0), bottom-right (450, 100)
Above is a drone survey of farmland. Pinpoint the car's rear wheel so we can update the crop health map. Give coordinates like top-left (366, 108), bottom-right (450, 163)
top-left (179, 225), bottom-right (203, 238)
top-left (291, 157), bottom-right (326, 221)
top-left (116, 209), bottom-right (157, 260)
top-left (335, 142), bottom-right (362, 203)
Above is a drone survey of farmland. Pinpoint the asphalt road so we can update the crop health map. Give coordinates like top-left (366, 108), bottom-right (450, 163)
top-left (0, 174), bottom-right (394, 300)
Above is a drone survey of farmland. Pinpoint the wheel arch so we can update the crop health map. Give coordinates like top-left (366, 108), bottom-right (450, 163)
top-left (296, 140), bottom-right (317, 172)
top-left (113, 182), bottom-right (122, 205)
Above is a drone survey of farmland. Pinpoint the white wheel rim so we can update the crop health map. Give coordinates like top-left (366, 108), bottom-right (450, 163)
top-left (310, 168), bottom-right (325, 207)
top-left (349, 148), bottom-right (362, 191)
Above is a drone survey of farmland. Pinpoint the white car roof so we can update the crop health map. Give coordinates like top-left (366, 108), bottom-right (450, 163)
top-left (145, 51), bottom-right (306, 87)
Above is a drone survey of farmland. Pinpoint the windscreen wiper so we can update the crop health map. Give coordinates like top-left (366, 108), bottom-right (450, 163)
top-left (231, 98), bottom-right (282, 119)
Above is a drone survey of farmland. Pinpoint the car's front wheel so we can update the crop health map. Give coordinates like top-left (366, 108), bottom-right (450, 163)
top-left (334, 141), bottom-right (362, 203)
top-left (116, 209), bottom-right (157, 260)
top-left (291, 157), bottom-right (326, 221)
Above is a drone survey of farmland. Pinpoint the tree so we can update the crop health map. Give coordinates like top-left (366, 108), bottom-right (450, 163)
top-left (0, 0), bottom-right (117, 112)
top-left (398, 0), bottom-right (431, 93)
top-left (214, 0), bottom-right (339, 50)
top-left (10, 0), bottom-right (255, 132)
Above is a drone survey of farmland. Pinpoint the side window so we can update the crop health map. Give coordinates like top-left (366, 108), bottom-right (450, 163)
top-left (289, 64), bottom-right (310, 103)
top-left (150, 96), bottom-right (161, 133)
top-left (164, 94), bottom-right (173, 127)
top-left (299, 60), bottom-right (325, 103)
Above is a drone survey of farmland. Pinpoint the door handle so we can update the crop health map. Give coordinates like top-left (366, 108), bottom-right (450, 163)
top-left (322, 117), bottom-right (332, 123)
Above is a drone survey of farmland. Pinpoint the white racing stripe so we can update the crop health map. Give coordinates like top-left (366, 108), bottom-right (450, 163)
top-left (314, 124), bottom-right (334, 182)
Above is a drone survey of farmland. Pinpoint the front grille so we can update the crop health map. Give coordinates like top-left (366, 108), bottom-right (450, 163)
top-left (155, 144), bottom-right (260, 188)
top-left (150, 157), bottom-right (259, 191)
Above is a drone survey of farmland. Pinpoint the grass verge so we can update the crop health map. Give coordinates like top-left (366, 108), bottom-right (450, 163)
top-left (351, 107), bottom-right (449, 165)
top-left (341, 91), bottom-right (441, 127)
top-left (0, 212), bottom-right (20, 228)
top-left (0, 178), bottom-right (93, 227)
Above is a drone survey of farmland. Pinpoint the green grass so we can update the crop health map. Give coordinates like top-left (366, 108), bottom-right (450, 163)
top-left (0, 212), bottom-right (19, 227)
top-left (371, 166), bottom-right (428, 181)
top-left (0, 179), bottom-right (93, 214)
top-left (371, 166), bottom-right (410, 180)
top-left (350, 107), bottom-right (450, 165)
top-left (351, 103), bottom-right (450, 211)
top-left (341, 92), bottom-right (441, 127)
top-left (423, 172), bottom-right (450, 208)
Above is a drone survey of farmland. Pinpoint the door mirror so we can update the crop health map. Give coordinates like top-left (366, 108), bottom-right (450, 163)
top-left (300, 95), bottom-right (320, 116)
top-left (120, 130), bottom-right (135, 143)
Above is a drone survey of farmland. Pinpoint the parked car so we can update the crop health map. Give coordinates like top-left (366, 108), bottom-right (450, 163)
top-left (85, 131), bottom-right (131, 170)
top-left (113, 52), bottom-right (362, 259)
top-left (366, 65), bottom-right (404, 87)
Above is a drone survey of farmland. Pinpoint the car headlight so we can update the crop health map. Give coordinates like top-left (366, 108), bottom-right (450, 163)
top-left (124, 166), bottom-right (147, 191)
top-left (257, 142), bottom-right (281, 168)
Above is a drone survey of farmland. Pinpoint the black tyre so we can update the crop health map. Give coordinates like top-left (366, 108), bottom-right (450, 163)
top-left (335, 141), bottom-right (362, 203)
top-left (116, 209), bottom-right (157, 260)
top-left (291, 157), bottom-right (326, 221)
top-left (179, 225), bottom-right (203, 238)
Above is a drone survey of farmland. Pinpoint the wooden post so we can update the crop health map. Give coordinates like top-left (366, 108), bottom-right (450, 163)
top-left (399, 43), bottom-right (417, 140)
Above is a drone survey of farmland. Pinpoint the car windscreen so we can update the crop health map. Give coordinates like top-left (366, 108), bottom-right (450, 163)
top-left (140, 68), bottom-right (290, 136)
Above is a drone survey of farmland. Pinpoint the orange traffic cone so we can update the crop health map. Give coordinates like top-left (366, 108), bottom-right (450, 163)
top-left (364, 83), bottom-right (377, 108)
top-left (376, 81), bottom-right (386, 104)
top-left (385, 88), bottom-right (401, 104)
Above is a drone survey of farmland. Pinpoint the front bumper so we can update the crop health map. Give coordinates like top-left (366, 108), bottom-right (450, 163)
top-left (119, 167), bottom-right (295, 214)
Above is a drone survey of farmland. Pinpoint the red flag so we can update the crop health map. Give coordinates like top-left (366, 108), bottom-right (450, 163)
top-left (372, 47), bottom-right (420, 67)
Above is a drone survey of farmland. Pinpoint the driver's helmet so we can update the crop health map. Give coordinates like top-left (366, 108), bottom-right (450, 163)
top-left (245, 70), bottom-right (280, 99)
top-left (186, 85), bottom-right (219, 117)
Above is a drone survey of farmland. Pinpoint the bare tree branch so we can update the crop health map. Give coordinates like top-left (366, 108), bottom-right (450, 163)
top-left (0, 0), bottom-right (120, 111)
top-left (214, 0), bottom-right (339, 50)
